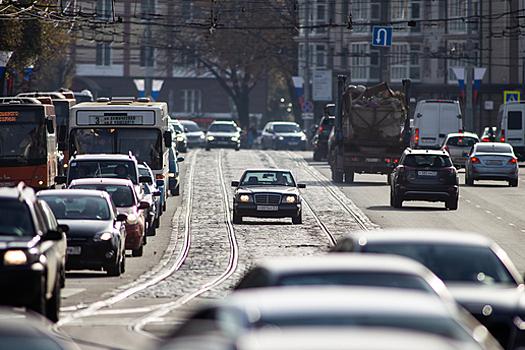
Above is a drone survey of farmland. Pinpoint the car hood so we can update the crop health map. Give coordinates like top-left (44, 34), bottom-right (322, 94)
top-left (274, 132), bottom-right (305, 137)
top-left (207, 131), bottom-right (239, 137)
top-left (447, 283), bottom-right (525, 315)
top-left (0, 235), bottom-right (37, 249)
top-left (185, 131), bottom-right (205, 136)
top-left (237, 186), bottom-right (300, 195)
top-left (58, 219), bottom-right (114, 237)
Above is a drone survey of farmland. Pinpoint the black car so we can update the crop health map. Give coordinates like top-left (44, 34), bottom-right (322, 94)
top-left (390, 148), bottom-right (459, 210)
top-left (231, 169), bottom-right (306, 224)
top-left (0, 183), bottom-right (68, 322)
top-left (138, 163), bottom-right (162, 235)
top-left (330, 228), bottom-right (525, 350)
top-left (205, 121), bottom-right (241, 151)
top-left (312, 115), bottom-right (335, 161)
top-left (38, 189), bottom-right (128, 276)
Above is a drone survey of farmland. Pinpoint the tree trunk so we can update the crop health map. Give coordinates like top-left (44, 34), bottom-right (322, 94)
top-left (235, 92), bottom-right (250, 129)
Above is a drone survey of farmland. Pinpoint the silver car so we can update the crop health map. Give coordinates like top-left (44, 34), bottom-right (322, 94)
top-left (441, 132), bottom-right (479, 168)
top-left (465, 142), bottom-right (518, 186)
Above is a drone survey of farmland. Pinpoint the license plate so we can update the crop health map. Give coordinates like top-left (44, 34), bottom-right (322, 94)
top-left (218, 141), bottom-right (229, 145)
top-left (257, 205), bottom-right (279, 211)
top-left (0, 182), bottom-right (14, 187)
top-left (67, 246), bottom-right (81, 255)
top-left (365, 158), bottom-right (380, 163)
top-left (288, 142), bottom-right (298, 146)
top-left (418, 171), bottom-right (437, 176)
top-left (485, 160), bottom-right (501, 165)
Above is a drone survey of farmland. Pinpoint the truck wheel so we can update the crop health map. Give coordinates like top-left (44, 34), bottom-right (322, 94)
top-left (132, 242), bottom-right (144, 257)
top-left (332, 171), bottom-right (343, 183)
top-left (344, 171), bottom-right (354, 183)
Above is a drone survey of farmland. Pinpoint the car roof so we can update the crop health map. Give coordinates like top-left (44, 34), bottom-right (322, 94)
top-left (0, 182), bottom-right (37, 201)
top-left (69, 177), bottom-right (135, 187)
top-left (445, 132), bottom-right (479, 139)
top-left (241, 168), bottom-right (292, 174)
top-left (220, 286), bottom-right (457, 318)
top-left (249, 254), bottom-right (437, 277)
top-left (70, 154), bottom-right (137, 162)
top-left (267, 121), bottom-right (299, 125)
top-left (403, 148), bottom-right (449, 156)
top-left (210, 120), bottom-right (237, 125)
top-left (37, 188), bottom-right (111, 200)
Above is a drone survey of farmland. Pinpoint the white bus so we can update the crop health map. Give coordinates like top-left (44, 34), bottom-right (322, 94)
top-left (67, 97), bottom-right (172, 212)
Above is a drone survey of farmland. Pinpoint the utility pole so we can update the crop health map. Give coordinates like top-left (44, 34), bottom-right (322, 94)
top-left (145, 0), bottom-right (153, 99)
top-left (465, 0), bottom-right (473, 131)
top-left (303, 0), bottom-right (312, 141)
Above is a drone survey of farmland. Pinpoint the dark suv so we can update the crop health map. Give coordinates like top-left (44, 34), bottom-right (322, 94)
top-left (312, 115), bottom-right (335, 161)
top-left (390, 149), bottom-right (459, 210)
top-left (0, 182), bottom-right (68, 322)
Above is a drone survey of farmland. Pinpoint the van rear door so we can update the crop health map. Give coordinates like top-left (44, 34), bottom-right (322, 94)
top-left (418, 103), bottom-right (439, 147)
top-left (504, 104), bottom-right (524, 149)
top-left (438, 103), bottom-right (462, 145)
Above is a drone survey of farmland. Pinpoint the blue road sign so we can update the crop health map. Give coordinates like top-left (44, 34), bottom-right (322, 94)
top-left (302, 101), bottom-right (313, 113)
top-left (372, 27), bottom-right (393, 47)
top-left (504, 91), bottom-right (520, 103)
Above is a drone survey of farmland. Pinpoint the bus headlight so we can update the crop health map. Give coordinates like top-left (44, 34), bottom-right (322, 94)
top-left (200, 134), bottom-right (206, 139)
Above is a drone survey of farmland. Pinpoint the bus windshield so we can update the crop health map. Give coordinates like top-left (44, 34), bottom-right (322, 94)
top-left (0, 124), bottom-right (46, 163)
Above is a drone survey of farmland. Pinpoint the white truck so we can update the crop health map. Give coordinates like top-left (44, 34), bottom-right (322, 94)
top-left (410, 100), bottom-right (463, 149)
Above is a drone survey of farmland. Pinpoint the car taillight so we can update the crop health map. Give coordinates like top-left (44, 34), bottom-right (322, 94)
top-left (500, 129), bottom-right (505, 142)
top-left (444, 146), bottom-right (450, 154)
top-left (399, 166), bottom-right (416, 173)
top-left (481, 138), bottom-right (489, 142)
top-left (319, 126), bottom-right (323, 131)
top-left (508, 158), bottom-right (517, 164)
top-left (414, 128), bottom-right (419, 145)
top-left (439, 167), bottom-right (456, 174)
top-left (471, 157), bottom-right (481, 164)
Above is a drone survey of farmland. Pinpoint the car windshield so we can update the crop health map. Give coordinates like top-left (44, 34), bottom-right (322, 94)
top-left (277, 273), bottom-right (435, 294)
top-left (0, 201), bottom-right (35, 236)
top-left (241, 171), bottom-right (295, 187)
top-left (181, 122), bottom-right (202, 132)
top-left (69, 185), bottom-right (135, 208)
top-left (446, 136), bottom-right (478, 147)
top-left (254, 316), bottom-right (475, 343)
top-left (404, 155), bottom-right (452, 168)
top-left (362, 244), bottom-right (516, 284)
top-left (209, 123), bottom-right (237, 132)
top-left (274, 124), bottom-right (301, 133)
top-left (39, 195), bottom-right (110, 220)
top-left (69, 160), bottom-right (138, 184)
top-left (475, 144), bottom-right (513, 154)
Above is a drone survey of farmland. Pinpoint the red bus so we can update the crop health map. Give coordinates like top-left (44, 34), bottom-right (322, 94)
top-left (0, 97), bottom-right (58, 189)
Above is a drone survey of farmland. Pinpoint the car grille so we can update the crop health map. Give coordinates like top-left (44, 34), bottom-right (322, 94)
top-left (213, 136), bottom-right (231, 142)
top-left (254, 194), bottom-right (281, 204)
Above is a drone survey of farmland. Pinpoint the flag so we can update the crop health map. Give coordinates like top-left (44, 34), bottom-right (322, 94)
top-left (473, 68), bottom-right (486, 103)
top-left (452, 68), bottom-right (465, 102)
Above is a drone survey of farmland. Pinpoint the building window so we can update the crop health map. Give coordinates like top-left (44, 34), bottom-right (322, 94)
top-left (410, 45), bottom-right (421, 80)
top-left (350, 43), bottom-right (379, 81)
top-left (141, 0), bottom-right (156, 19)
top-left (96, 0), bottom-right (113, 20)
top-left (316, 45), bottom-right (326, 68)
top-left (182, 1), bottom-right (194, 21)
top-left (341, 47), bottom-right (349, 69)
top-left (140, 46), bottom-right (155, 67)
top-left (179, 45), bottom-right (201, 68)
top-left (447, 41), bottom-right (479, 83)
top-left (448, 0), bottom-right (479, 33)
top-left (351, 1), bottom-right (380, 33)
top-left (392, 1), bottom-right (420, 32)
top-left (181, 90), bottom-right (201, 113)
top-left (96, 43), bottom-right (111, 66)
top-left (391, 44), bottom-right (408, 81)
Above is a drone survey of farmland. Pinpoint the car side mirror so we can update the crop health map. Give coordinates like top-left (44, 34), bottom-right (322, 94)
top-left (139, 201), bottom-right (150, 209)
top-left (46, 118), bottom-right (54, 134)
top-left (153, 190), bottom-right (161, 196)
top-left (297, 183), bottom-right (306, 188)
top-left (139, 175), bottom-right (152, 184)
top-left (164, 130), bottom-right (173, 148)
top-left (116, 213), bottom-right (128, 222)
top-left (57, 124), bottom-right (67, 142)
top-left (231, 181), bottom-right (239, 187)
top-left (177, 157), bottom-right (185, 162)
top-left (156, 179), bottom-right (165, 187)
top-left (44, 229), bottom-right (65, 241)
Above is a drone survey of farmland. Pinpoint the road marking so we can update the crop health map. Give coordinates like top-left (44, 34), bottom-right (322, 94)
top-left (61, 288), bottom-right (86, 298)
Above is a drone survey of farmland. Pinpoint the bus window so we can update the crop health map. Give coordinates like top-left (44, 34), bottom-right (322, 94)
top-left (117, 129), bottom-right (162, 169)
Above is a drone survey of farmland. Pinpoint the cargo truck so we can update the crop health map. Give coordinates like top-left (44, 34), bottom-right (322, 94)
top-left (329, 76), bottom-right (411, 183)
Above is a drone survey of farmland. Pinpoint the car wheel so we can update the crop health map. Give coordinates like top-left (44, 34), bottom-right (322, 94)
top-left (147, 223), bottom-right (156, 236)
top-left (393, 192), bottom-right (403, 208)
top-left (332, 171), bottom-right (343, 183)
top-left (292, 211), bottom-right (302, 224)
top-left (390, 189), bottom-right (395, 207)
top-left (28, 276), bottom-right (46, 318)
top-left (132, 242), bottom-right (144, 257)
top-left (106, 257), bottom-right (121, 277)
top-left (233, 210), bottom-right (242, 224)
top-left (344, 171), bottom-right (354, 183)
top-left (465, 171), bottom-right (474, 186)
top-left (163, 198), bottom-right (167, 211)
top-left (154, 215), bottom-right (160, 228)
top-left (45, 276), bottom-right (61, 322)
top-left (120, 252), bottom-right (126, 274)
top-left (205, 146), bottom-right (211, 151)
top-left (509, 178), bottom-right (518, 187)
top-left (313, 151), bottom-right (322, 161)
top-left (446, 197), bottom-right (458, 210)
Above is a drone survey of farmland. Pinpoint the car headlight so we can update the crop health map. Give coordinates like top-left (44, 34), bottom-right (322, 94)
top-left (231, 136), bottom-right (239, 142)
top-left (93, 232), bottom-right (113, 242)
top-left (278, 136), bottom-right (284, 141)
top-left (126, 212), bottom-right (138, 225)
top-left (284, 195), bottom-right (296, 204)
top-left (301, 135), bottom-right (307, 141)
top-left (207, 136), bottom-right (215, 141)
top-left (239, 194), bottom-right (252, 203)
top-left (200, 134), bottom-right (206, 139)
top-left (4, 250), bottom-right (28, 265)
top-left (169, 172), bottom-right (175, 178)
top-left (177, 136), bottom-right (184, 142)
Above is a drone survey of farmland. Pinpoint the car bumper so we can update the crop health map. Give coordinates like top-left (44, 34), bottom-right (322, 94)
top-left (186, 137), bottom-right (206, 147)
top-left (274, 139), bottom-right (307, 150)
top-left (396, 184), bottom-right (459, 202)
top-left (66, 240), bottom-right (120, 271)
top-left (0, 265), bottom-right (45, 306)
top-left (169, 176), bottom-right (179, 190)
top-left (206, 140), bottom-right (240, 149)
top-left (234, 202), bottom-right (301, 218)
top-left (470, 166), bottom-right (518, 181)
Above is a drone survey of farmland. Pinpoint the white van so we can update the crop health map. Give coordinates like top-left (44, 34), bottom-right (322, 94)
top-left (410, 100), bottom-right (463, 149)
top-left (497, 101), bottom-right (525, 160)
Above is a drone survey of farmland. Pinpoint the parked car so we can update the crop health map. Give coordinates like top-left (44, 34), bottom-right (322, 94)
top-left (138, 163), bottom-right (162, 236)
top-left (37, 189), bottom-right (128, 276)
top-left (481, 126), bottom-right (497, 142)
top-left (0, 183), bottom-right (68, 322)
top-left (169, 118), bottom-right (188, 153)
top-left (168, 286), bottom-right (502, 350)
top-left (330, 228), bottom-right (525, 350)
top-left (465, 142), bottom-right (518, 187)
top-left (234, 254), bottom-right (454, 304)
top-left (68, 178), bottom-right (149, 257)
top-left (312, 115), bottom-right (335, 161)
top-left (260, 121), bottom-right (308, 150)
top-left (390, 148), bottom-right (459, 209)
top-left (205, 121), bottom-right (241, 151)
top-left (179, 119), bottom-right (206, 148)
top-left (168, 147), bottom-right (185, 196)
top-left (440, 132), bottom-right (479, 168)
top-left (231, 169), bottom-right (305, 224)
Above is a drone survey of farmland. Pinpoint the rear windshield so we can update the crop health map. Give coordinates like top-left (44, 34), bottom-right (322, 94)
top-left (475, 144), bottom-right (513, 154)
top-left (40, 195), bottom-right (110, 220)
top-left (69, 184), bottom-right (135, 207)
top-left (69, 160), bottom-right (138, 184)
top-left (403, 155), bottom-right (452, 168)
top-left (446, 136), bottom-right (478, 147)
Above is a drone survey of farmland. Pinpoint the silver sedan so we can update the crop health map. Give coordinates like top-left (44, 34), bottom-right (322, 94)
top-left (465, 142), bottom-right (518, 186)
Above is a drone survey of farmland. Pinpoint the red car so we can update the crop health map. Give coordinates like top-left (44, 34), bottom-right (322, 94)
top-left (69, 178), bottom-right (149, 257)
